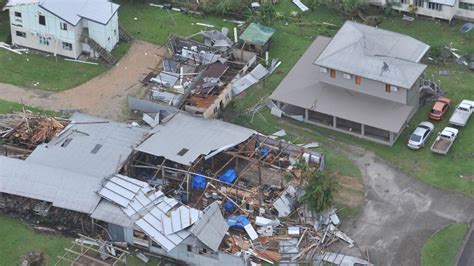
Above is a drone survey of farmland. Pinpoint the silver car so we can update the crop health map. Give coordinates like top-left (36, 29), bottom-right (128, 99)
top-left (407, 121), bottom-right (435, 150)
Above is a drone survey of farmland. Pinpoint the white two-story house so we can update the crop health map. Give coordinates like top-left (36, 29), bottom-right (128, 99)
top-left (370, 0), bottom-right (474, 22)
top-left (4, 0), bottom-right (120, 60)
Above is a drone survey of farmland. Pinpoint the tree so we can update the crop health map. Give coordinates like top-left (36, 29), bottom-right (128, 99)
top-left (299, 167), bottom-right (336, 213)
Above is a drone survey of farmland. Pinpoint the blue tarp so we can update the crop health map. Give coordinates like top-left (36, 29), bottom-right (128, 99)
top-left (219, 169), bottom-right (237, 185)
top-left (227, 215), bottom-right (250, 230)
top-left (191, 172), bottom-right (207, 190)
top-left (259, 146), bottom-right (270, 158)
top-left (224, 200), bottom-right (236, 212)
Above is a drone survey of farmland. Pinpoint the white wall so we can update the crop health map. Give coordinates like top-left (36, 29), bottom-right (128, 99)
top-left (9, 4), bottom-right (82, 58)
top-left (86, 12), bottom-right (119, 52)
top-left (318, 68), bottom-right (409, 104)
top-left (372, 0), bottom-right (474, 21)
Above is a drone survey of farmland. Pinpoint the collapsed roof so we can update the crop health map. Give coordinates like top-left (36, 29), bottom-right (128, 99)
top-left (135, 112), bottom-right (255, 166)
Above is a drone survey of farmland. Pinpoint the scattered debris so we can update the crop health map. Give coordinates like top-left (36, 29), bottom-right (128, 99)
top-left (136, 252), bottom-right (150, 263)
top-left (403, 15), bottom-right (415, 22)
top-left (460, 22), bottom-right (473, 33)
top-left (270, 129), bottom-right (287, 138)
top-left (292, 0), bottom-right (309, 12)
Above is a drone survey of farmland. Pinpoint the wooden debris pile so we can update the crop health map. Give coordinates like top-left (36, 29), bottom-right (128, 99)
top-left (0, 113), bottom-right (69, 149)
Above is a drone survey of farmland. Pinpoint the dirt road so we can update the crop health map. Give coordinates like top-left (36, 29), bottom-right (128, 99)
top-left (0, 41), bottom-right (165, 120)
top-left (338, 145), bottom-right (474, 266)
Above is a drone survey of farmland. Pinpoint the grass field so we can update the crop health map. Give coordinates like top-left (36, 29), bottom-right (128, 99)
top-left (0, 215), bottom-right (160, 265)
top-left (421, 223), bottom-right (469, 266)
top-left (223, 3), bottom-right (474, 197)
top-left (0, 2), bottom-right (130, 91)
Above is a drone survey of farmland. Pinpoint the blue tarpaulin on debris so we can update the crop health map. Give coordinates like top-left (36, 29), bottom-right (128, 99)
top-left (227, 215), bottom-right (250, 230)
top-left (219, 169), bottom-right (237, 185)
top-left (259, 146), bottom-right (270, 158)
top-left (192, 172), bottom-right (207, 190)
top-left (224, 200), bottom-right (236, 212)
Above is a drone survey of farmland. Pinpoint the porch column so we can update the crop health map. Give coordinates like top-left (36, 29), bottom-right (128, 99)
top-left (361, 124), bottom-right (365, 136)
top-left (304, 109), bottom-right (309, 121)
top-left (333, 116), bottom-right (337, 128)
top-left (389, 132), bottom-right (394, 145)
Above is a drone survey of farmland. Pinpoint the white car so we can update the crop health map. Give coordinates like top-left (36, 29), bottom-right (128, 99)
top-left (407, 121), bottom-right (434, 150)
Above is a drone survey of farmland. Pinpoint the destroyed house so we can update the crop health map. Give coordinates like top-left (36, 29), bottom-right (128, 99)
top-left (4, 0), bottom-right (121, 62)
top-left (137, 34), bottom-right (261, 119)
top-left (0, 111), bottom-right (329, 265)
top-left (271, 21), bottom-right (430, 145)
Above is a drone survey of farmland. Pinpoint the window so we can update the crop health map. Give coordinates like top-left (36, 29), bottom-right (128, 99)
top-left (414, 0), bottom-right (423, 7)
top-left (39, 15), bottom-right (46, 26)
top-left (385, 84), bottom-right (391, 93)
top-left (400, 0), bottom-right (408, 4)
top-left (60, 22), bottom-right (67, 31)
top-left (343, 73), bottom-right (351, 80)
top-left (459, 1), bottom-right (474, 10)
top-left (319, 67), bottom-right (328, 73)
top-left (39, 36), bottom-right (49, 45)
top-left (428, 2), bottom-right (442, 11)
top-left (355, 75), bottom-right (361, 85)
top-left (187, 245), bottom-right (193, 252)
top-left (14, 11), bottom-right (21, 18)
top-left (330, 69), bottom-right (336, 78)
top-left (62, 42), bottom-right (72, 51)
top-left (15, 31), bottom-right (26, 38)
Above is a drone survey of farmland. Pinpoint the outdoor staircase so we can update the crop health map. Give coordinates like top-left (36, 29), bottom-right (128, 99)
top-left (80, 32), bottom-right (117, 65)
top-left (119, 26), bottom-right (134, 43)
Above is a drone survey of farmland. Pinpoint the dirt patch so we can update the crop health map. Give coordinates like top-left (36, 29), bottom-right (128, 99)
top-left (334, 175), bottom-right (365, 208)
top-left (20, 251), bottom-right (46, 266)
top-left (0, 41), bottom-right (166, 121)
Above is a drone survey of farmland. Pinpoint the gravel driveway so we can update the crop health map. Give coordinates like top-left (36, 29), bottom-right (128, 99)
top-left (0, 41), bottom-right (165, 120)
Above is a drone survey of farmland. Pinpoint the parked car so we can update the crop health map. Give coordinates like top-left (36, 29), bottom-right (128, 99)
top-left (430, 127), bottom-right (459, 155)
top-left (449, 99), bottom-right (474, 127)
top-left (407, 121), bottom-right (434, 150)
top-left (428, 97), bottom-right (452, 121)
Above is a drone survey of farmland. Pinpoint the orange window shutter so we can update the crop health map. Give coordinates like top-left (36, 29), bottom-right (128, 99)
top-left (385, 84), bottom-right (391, 93)
top-left (330, 69), bottom-right (336, 78)
top-left (355, 75), bottom-right (361, 85)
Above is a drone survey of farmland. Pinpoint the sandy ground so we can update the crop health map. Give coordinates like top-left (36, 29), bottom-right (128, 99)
top-left (0, 41), bottom-right (165, 121)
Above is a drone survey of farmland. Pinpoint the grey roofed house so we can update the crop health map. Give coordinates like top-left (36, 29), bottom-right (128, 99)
top-left (0, 156), bottom-right (102, 214)
top-left (190, 202), bottom-right (229, 252)
top-left (135, 112), bottom-right (255, 166)
top-left (271, 21), bottom-right (429, 146)
top-left (26, 113), bottom-right (149, 178)
top-left (314, 21), bottom-right (429, 89)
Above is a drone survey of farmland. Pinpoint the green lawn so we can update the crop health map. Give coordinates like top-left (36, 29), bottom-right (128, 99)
top-left (223, 4), bottom-right (474, 197)
top-left (421, 223), bottom-right (469, 266)
top-left (0, 2), bottom-right (129, 91)
top-left (117, 0), bottom-right (235, 45)
top-left (0, 215), bottom-right (71, 265)
top-left (0, 215), bottom-right (160, 266)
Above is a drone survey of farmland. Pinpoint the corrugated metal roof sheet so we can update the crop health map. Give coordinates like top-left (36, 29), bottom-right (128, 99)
top-left (26, 113), bottom-right (148, 178)
top-left (135, 112), bottom-right (254, 166)
top-left (239, 23), bottom-right (275, 46)
top-left (0, 156), bottom-right (102, 214)
top-left (91, 199), bottom-right (135, 227)
top-left (98, 175), bottom-right (201, 251)
top-left (38, 0), bottom-right (118, 26)
top-left (314, 21), bottom-right (429, 89)
top-left (190, 202), bottom-right (229, 251)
